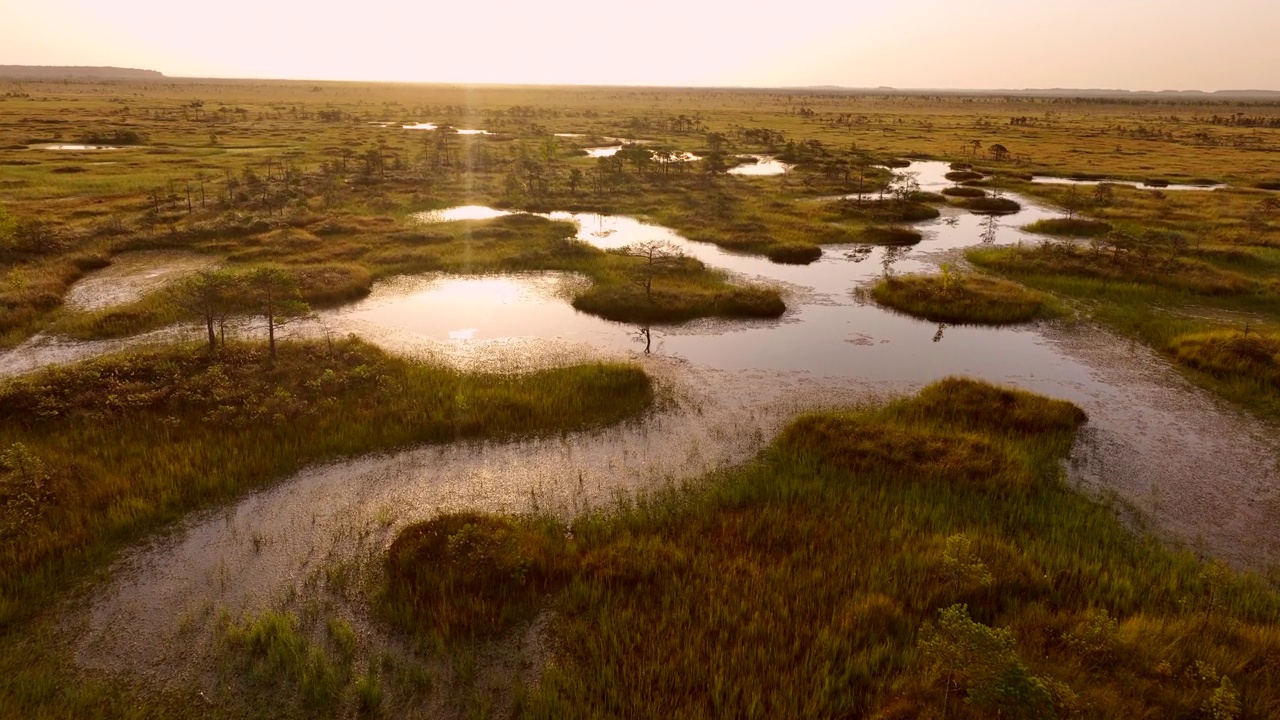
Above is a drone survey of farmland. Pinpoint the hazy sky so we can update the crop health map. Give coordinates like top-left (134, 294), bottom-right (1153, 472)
top-left (2, 0), bottom-right (1276, 90)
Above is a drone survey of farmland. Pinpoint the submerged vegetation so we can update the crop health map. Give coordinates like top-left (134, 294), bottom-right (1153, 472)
top-left (384, 379), bottom-right (1280, 718)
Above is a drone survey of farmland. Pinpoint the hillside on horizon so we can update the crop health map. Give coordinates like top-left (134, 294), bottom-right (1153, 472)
top-left (0, 65), bottom-right (164, 80)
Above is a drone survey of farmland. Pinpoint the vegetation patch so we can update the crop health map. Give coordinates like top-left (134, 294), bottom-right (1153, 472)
top-left (384, 512), bottom-right (574, 638)
top-left (870, 272), bottom-right (1057, 325)
top-left (0, 339), bottom-right (652, 633)
top-left (375, 379), bottom-right (1280, 718)
top-left (969, 239), bottom-right (1256, 296)
top-left (957, 196), bottom-right (1022, 214)
top-left (1167, 329), bottom-right (1280, 391)
top-left (833, 199), bottom-right (941, 223)
top-left (942, 186), bottom-right (987, 198)
top-left (860, 225), bottom-right (922, 246)
top-left (1023, 218), bottom-right (1113, 237)
top-left (945, 170), bottom-right (985, 182)
top-left (765, 243), bottom-right (822, 264)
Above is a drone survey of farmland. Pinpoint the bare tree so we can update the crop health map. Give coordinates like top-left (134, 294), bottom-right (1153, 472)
top-left (621, 240), bottom-right (685, 304)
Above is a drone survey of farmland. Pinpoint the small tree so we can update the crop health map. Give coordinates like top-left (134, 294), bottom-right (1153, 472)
top-left (918, 604), bottom-right (1055, 719)
top-left (246, 268), bottom-right (310, 357)
top-left (167, 269), bottom-right (241, 351)
top-left (1062, 185), bottom-right (1083, 220)
top-left (621, 240), bottom-right (684, 305)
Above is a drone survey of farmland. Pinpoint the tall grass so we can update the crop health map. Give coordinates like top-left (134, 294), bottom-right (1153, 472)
top-left (478, 378), bottom-right (1279, 719)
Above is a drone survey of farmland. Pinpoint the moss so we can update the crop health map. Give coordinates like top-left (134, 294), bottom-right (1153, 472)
top-left (945, 170), bottom-right (985, 182)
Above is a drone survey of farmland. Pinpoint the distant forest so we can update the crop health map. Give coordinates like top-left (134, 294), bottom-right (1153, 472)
top-left (0, 65), bottom-right (164, 79)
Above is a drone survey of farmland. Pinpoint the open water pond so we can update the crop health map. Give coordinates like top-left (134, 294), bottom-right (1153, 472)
top-left (36, 144), bottom-right (128, 151)
top-left (401, 122), bottom-right (490, 134)
top-left (1030, 176), bottom-right (1227, 191)
top-left (32, 162), bottom-right (1280, 688)
top-left (728, 154), bottom-right (793, 176)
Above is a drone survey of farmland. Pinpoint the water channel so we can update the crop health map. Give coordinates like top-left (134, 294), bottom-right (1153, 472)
top-left (6, 161), bottom-right (1273, 687)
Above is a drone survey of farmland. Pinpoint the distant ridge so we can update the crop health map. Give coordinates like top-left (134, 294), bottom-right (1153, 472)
top-left (0, 65), bottom-right (164, 80)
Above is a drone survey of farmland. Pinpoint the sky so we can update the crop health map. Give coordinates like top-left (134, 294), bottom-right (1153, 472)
top-left (2, 0), bottom-right (1277, 90)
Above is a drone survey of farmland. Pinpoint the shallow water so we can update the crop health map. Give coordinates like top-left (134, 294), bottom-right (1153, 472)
top-left (1030, 176), bottom-right (1227, 191)
top-left (36, 144), bottom-right (127, 151)
top-left (28, 162), bottom-right (1279, 690)
top-left (401, 122), bottom-right (490, 135)
top-left (63, 251), bottom-right (220, 312)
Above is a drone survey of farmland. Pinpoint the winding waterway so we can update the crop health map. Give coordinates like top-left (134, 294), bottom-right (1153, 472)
top-left (6, 162), bottom-right (1275, 689)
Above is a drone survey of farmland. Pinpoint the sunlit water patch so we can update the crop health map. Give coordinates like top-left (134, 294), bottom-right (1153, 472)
top-left (728, 154), bottom-right (793, 176)
top-left (36, 144), bottom-right (127, 151)
top-left (1030, 176), bottom-right (1227, 191)
top-left (401, 122), bottom-right (490, 134)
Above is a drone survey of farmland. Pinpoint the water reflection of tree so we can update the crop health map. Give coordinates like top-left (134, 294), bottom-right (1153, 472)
top-left (881, 245), bottom-right (909, 278)
top-left (633, 323), bottom-right (655, 354)
top-left (845, 244), bottom-right (873, 263)
top-left (933, 322), bottom-right (948, 343)
top-left (845, 242), bottom-right (908, 278)
top-left (980, 214), bottom-right (1000, 244)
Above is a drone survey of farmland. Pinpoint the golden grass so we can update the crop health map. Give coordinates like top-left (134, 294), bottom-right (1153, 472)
top-left (871, 273), bottom-right (1057, 324)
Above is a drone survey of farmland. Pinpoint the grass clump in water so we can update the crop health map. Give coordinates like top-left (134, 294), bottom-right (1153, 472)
top-left (1024, 217), bottom-right (1113, 237)
top-left (859, 225), bottom-right (923, 246)
top-left (384, 512), bottom-right (575, 638)
top-left (765, 242), bottom-right (822, 264)
top-left (957, 196), bottom-right (1022, 214)
top-left (942, 186), bottom-right (987, 198)
top-left (871, 272), bottom-right (1057, 324)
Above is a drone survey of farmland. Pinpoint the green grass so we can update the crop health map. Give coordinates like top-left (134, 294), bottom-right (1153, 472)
top-left (871, 273), bottom-right (1058, 324)
top-left (382, 378), bottom-right (1280, 718)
